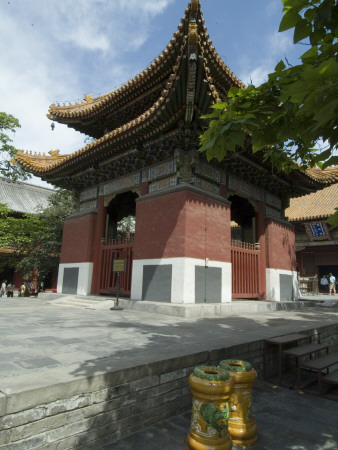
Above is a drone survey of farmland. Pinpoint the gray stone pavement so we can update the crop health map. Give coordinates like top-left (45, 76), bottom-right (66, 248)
top-left (0, 296), bottom-right (338, 449)
top-left (109, 379), bottom-right (338, 450)
top-left (0, 295), bottom-right (338, 380)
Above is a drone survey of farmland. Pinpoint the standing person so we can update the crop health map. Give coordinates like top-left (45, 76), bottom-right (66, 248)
top-left (329, 273), bottom-right (336, 295)
top-left (21, 283), bottom-right (26, 297)
top-left (297, 273), bottom-right (302, 299)
top-left (6, 282), bottom-right (14, 298)
top-left (320, 275), bottom-right (329, 293)
top-left (0, 280), bottom-right (7, 297)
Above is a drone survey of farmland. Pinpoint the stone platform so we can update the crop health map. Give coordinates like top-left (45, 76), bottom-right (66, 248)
top-left (40, 292), bottom-right (334, 318)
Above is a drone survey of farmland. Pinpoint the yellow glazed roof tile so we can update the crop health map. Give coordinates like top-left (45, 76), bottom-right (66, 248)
top-left (286, 181), bottom-right (338, 221)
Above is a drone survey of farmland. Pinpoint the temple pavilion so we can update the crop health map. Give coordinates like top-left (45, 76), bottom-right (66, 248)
top-left (15, 0), bottom-right (338, 303)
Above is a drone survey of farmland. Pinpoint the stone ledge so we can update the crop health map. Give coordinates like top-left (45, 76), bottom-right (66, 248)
top-left (1, 351), bottom-right (208, 415)
top-left (0, 393), bottom-right (6, 418)
top-left (117, 298), bottom-right (312, 318)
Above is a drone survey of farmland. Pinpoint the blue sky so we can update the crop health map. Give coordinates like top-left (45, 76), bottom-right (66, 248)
top-left (0, 0), bottom-right (303, 187)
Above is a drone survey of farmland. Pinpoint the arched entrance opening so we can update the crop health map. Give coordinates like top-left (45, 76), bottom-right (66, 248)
top-left (229, 195), bottom-right (260, 299)
top-left (106, 191), bottom-right (138, 240)
top-left (99, 191), bottom-right (138, 296)
top-left (229, 195), bottom-right (256, 244)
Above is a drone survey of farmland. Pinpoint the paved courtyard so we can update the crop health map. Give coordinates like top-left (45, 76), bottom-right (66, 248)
top-left (0, 297), bottom-right (338, 449)
top-left (1, 296), bottom-right (338, 380)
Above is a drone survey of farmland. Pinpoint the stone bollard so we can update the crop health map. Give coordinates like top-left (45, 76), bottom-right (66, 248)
top-left (219, 359), bottom-right (258, 447)
top-left (186, 366), bottom-right (233, 450)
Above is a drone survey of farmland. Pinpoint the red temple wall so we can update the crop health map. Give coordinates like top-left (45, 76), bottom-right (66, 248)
top-left (265, 220), bottom-right (297, 271)
top-left (60, 213), bottom-right (97, 264)
top-left (133, 188), bottom-right (231, 262)
top-left (297, 246), bottom-right (338, 276)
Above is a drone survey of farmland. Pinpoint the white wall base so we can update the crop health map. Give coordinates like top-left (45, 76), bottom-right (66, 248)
top-left (266, 268), bottom-right (298, 302)
top-left (57, 263), bottom-right (93, 296)
top-left (131, 257), bottom-right (231, 304)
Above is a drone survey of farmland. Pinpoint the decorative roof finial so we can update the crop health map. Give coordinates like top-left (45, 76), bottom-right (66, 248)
top-left (190, 0), bottom-right (199, 13)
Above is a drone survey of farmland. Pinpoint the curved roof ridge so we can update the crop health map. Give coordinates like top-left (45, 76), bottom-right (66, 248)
top-left (48, 0), bottom-right (244, 122)
top-left (15, 40), bottom-right (189, 176)
top-left (197, 14), bottom-right (245, 90)
top-left (48, 10), bottom-right (189, 120)
top-left (15, 149), bottom-right (68, 172)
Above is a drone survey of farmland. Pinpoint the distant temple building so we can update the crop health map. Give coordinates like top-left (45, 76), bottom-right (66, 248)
top-left (15, 1), bottom-right (338, 302)
top-left (0, 177), bottom-right (55, 288)
top-left (286, 183), bottom-right (338, 289)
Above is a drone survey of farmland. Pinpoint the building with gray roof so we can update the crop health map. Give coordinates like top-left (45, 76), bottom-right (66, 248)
top-left (0, 177), bottom-right (56, 291)
top-left (0, 177), bottom-right (54, 214)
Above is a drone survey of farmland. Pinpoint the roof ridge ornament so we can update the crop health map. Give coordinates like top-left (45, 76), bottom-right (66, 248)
top-left (48, 149), bottom-right (63, 159)
top-left (84, 94), bottom-right (93, 103)
top-left (190, 0), bottom-right (199, 13)
top-left (188, 23), bottom-right (198, 45)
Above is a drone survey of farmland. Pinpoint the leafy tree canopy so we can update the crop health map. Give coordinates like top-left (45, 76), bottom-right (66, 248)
top-left (0, 112), bottom-right (30, 181)
top-left (200, 0), bottom-right (337, 173)
top-left (0, 189), bottom-right (75, 281)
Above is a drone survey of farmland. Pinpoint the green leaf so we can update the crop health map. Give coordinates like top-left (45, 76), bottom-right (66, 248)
top-left (304, 7), bottom-right (316, 22)
top-left (282, 0), bottom-right (311, 13)
top-left (322, 156), bottom-right (338, 169)
top-left (279, 9), bottom-right (302, 32)
top-left (318, 57), bottom-right (338, 77)
top-left (211, 103), bottom-right (227, 110)
top-left (309, 28), bottom-right (326, 45)
top-left (228, 131), bottom-right (245, 147)
top-left (327, 208), bottom-right (338, 230)
top-left (314, 148), bottom-right (332, 163)
top-left (294, 18), bottom-right (312, 43)
top-left (313, 99), bottom-right (338, 127)
top-left (301, 45), bottom-right (318, 63)
top-left (275, 60), bottom-right (286, 72)
top-left (316, 0), bottom-right (332, 24)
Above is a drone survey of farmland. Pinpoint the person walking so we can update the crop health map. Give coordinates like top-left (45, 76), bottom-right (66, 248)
top-left (6, 282), bottom-right (14, 298)
top-left (320, 275), bottom-right (329, 293)
top-left (329, 273), bottom-right (336, 295)
top-left (0, 280), bottom-right (7, 297)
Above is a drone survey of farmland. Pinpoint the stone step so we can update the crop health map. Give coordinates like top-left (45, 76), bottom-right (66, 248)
top-left (43, 293), bottom-right (314, 317)
top-left (116, 298), bottom-right (313, 318)
top-left (48, 295), bottom-right (115, 310)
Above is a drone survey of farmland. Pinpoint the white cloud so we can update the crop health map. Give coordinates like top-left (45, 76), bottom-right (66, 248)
top-left (118, 0), bottom-right (174, 15)
top-left (268, 30), bottom-right (294, 56)
top-left (0, 0), bottom-right (174, 169)
top-left (265, 0), bottom-right (282, 18)
top-left (238, 25), bottom-right (298, 86)
top-left (240, 66), bottom-right (270, 86)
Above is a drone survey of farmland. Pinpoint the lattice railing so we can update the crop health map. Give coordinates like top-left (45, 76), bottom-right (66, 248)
top-left (231, 240), bottom-right (260, 251)
top-left (231, 240), bottom-right (260, 298)
top-left (99, 239), bottom-right (134, 296)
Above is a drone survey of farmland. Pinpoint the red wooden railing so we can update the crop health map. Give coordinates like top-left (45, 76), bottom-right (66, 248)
top-left (99, 238), bottom-right (134, 296)
top-left (231, 240), bottom-right (260, 299)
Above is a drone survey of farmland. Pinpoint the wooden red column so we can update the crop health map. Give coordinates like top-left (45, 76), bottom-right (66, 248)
top-left (91, 195), bottom-right (107, 294)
